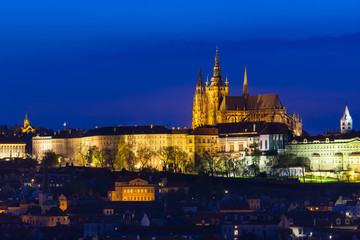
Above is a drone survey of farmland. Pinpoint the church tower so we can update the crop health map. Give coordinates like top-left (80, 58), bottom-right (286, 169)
top-left (341, 104), bottom-right (353, 134)
top-left (205, 48), bottom-right (228, 125)
top-left (192, 66), bottom-right (206, 128)
top-left (24, 113), bottom-right (30, 129)
top-left (242, 66), bottom-right (249, 99)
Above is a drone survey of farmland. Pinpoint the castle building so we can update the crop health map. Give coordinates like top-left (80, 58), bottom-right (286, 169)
top-left (286, 105), bottom-right (360, 171)
top-left (32, 125), bottom-right (219, 169)
top-left (192, 49), bottom-right (302, 136)
top-left (0, 136), bottom-right (26, 159)
top-left (341, 105), bottom-right (353, 134)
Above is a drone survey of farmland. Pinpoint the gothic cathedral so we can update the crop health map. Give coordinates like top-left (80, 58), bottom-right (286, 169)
top-left (192, 49), bottom-right (302, 136)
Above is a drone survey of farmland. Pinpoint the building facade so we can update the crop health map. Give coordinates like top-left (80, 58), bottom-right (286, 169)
top-left (286, 105), bottom-right (360, 171)
top-left (286, 134), bottom-right (360, 171)
top-left (107, 177), bottom-right (157, 201)
top-left (192, 49), bottom-right (302, 136)
top-left (0, 136), bottom-right (26, 159)
top-left (32, 125), bottom-right (219, 169)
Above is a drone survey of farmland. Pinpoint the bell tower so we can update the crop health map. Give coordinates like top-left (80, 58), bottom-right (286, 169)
top-left (341, 104), bottom-right (353, 134)
top-left (192, 66), bottom-right (206, 128)
top-left (205, 47), bottom-right (228, 125)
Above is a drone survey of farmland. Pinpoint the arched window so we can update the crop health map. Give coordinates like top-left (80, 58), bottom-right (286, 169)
top-left (265, 140), bottom-right (268, 149)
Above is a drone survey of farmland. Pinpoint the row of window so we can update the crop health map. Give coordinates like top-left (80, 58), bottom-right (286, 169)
top-left (123, 188), bottom-right (153, 193)
top-left (124, 196), bottom-right (153, 201)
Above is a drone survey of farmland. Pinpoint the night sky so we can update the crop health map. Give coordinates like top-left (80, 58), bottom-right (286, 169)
top-left (0, 1), bottom-right (359, 134)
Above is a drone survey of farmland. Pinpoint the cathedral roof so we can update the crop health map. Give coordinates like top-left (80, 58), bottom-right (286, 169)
top-left (222, 93), bottom-right (282, 111)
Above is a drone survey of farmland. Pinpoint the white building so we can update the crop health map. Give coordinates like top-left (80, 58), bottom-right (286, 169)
top-left (0, 136), bottom-right (26, 159)
top-left (341, 105), bottom-right (353, 134)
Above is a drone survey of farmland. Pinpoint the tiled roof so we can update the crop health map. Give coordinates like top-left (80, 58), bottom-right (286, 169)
top-left (0, 135), bottom-right (25, 144)
top-left (84, 125), bottom-right (170, 137)
top-left (223, 94), bottom-right (282, 111)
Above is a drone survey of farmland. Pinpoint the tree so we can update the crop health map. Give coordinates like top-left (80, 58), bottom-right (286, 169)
top-left (76, 144), bottom-right (88, 166)
top-left (136, 148), bottom-right (154, 170)
top-left (158, 146), bottom-right (175, 171)
top-left (249, 150), bottom-right (262, 177)
top-left (200, 150), bottom-right (220, 176)
top-left (157, 146), bottom-right (189, 173)
top-left (86, 146), bottom-right (106, 167)
top-left (101, 147), bottom-right (117, 170)
top-left (115, 136), bottom-right (136, 171)
top-left (272, 154), bottom-right (294, 177)
top-left (43, 150), bottom-right (60, 167)
top-left (293, 156), bottom-right (310, 183)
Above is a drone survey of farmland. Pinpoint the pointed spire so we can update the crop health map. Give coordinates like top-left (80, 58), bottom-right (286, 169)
top-left (225, 74), bottom-right (229, 86)
top-left (243, 66), bottom-right (249, 97)
top-left (210, 47), bottom-right (223, 86)
top-left (196, 65), bottom-right (204, 87)
top-left (341, 104), bottom-right (353, 134)
top-left (206, 74), bottom-right (209, 86)
top-left (215, 46), bottom-right (219, 67)
top-left (341, 104), bottom-right (351, 120)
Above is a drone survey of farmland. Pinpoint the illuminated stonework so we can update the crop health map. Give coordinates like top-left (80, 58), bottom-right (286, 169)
top-left (108, 177), bottom-right (156, 201)
top-left (192, 49), bottom-right (302, 136)
top-left (286, 135), bottom-right (360, 171)
top-left (32, 126), bottom-right (219, 169)
top-left (0, 136), bottom-right (26, 158)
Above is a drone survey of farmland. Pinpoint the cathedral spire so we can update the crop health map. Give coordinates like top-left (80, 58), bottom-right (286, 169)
top-left (196, 65), bottom-right (204, 87)
top-left (243, 66), bottom-right (249, 98)
top-left (210, 47), bottom-right (223, 86)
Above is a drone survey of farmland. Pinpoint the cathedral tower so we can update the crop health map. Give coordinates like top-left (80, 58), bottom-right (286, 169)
top-left (205, 48), bottom-right (228, 125)
top-left (192, 66), bottom-right (206, 128)
top-left (341, 104), bottom-right (353, 134)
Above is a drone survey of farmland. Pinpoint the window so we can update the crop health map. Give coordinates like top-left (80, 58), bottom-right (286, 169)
top-left (265, 140), bottom-right (268, 149)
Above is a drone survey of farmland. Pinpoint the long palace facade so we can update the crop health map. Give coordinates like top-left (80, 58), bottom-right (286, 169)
top-left (32, 125), bottom-right (219, 169)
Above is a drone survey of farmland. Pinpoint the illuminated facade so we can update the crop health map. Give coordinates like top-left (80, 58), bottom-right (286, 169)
top-left (107, 177), bottom-right (156, 201)
top-left (32, 126), bottom-right (218, 169)
top-left (0, 136), bottom-right (26, 159)
top-left (192, 49), bottom-right (302, 136)
top-left (218, 122), bottom-right (290, 157)
top-left (286, 135), bottom-right (360, 171)
top-left (286, 106), bottom-right (360, 171)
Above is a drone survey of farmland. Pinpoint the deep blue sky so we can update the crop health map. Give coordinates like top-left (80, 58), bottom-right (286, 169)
top-left (0, 0), bottom-right (359, 134)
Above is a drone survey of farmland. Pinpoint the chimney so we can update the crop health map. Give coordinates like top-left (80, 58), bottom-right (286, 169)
top-left (151, 124), bottom-right (154, 129)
